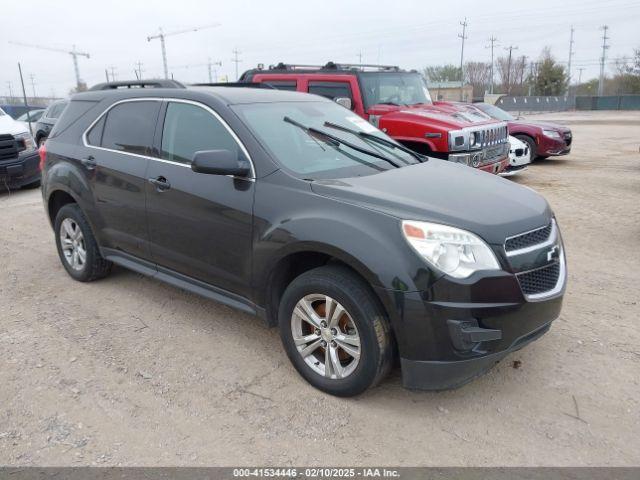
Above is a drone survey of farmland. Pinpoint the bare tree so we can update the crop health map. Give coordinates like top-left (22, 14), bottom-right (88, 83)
top-left (464, 61), bottom-right (491, 98)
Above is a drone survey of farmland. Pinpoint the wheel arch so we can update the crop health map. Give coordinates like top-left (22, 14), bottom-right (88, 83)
top-left (47, 188), bottom-right (81, 226)
top-left (261, 243), bottom-right (388, 328)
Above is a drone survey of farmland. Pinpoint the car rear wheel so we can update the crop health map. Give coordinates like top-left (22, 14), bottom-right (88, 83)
top-left (54, 204), bottom-right (112, 282)
top-left (278, 265), bottom-right (393, 397)
top-left (515, 135), bottom-right (537, 160)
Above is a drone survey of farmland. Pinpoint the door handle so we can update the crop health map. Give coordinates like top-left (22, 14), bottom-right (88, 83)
top-left (148, 176), bottom-right (171, 191)
top-left (80, 156), bottom-right (96, 170)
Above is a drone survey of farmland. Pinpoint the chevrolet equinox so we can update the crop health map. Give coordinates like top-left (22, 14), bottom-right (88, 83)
top-left (40, 81), bottom-right (567, 397)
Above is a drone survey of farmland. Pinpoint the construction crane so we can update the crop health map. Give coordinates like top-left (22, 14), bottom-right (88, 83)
top-left (173, 58), bottom-right (223, 82)
top-left (9, 41), bottom-right (90, 90)
top-left (147, 24), bottom-right (221, 79)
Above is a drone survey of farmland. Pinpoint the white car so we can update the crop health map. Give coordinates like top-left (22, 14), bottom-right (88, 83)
top-left (500, 135), bottom-right (531, 177)
top-left (0, 107), bottom-right (40, 189)
top-left (16, 109), bottom-right (45, 136)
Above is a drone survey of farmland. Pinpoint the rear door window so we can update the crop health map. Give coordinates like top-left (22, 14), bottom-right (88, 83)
top-left (308, 81), bottom-right (353, 101)
top-left (99, 101), bottom-right (161, 156)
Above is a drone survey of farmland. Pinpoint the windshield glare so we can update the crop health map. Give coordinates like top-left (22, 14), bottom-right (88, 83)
top-left (233, 101), bottom-right (417, 179)
top-left (476, 103), bottom-right (515, 121)
top-left (360, 72), bottom-right (432, 109)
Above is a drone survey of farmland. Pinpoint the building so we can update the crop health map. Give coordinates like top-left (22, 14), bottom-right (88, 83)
top-left (428, 81), bottom-right (473, 102)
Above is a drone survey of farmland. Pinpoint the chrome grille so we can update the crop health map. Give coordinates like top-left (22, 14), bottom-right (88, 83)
top-left (0, 134), bottom-right (18, 162)
top-left (505, 223), bottom-right (552, 252)
top-left (517, 262), bottom-right (561, 295)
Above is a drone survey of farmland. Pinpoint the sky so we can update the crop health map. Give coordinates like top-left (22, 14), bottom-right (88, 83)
top-left (1, 0), bottom-right (638, 99)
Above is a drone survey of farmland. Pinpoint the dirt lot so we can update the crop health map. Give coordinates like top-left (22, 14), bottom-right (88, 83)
top-left (1, 111), bottom-right (639, 466)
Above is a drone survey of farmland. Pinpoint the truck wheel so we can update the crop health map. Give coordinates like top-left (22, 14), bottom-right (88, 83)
top-left (54, 204), bottom-right (112, 282)
top-left (278, 265), bottom-right (393, 397)
top-left (515, 135), bottom-right (537, 160)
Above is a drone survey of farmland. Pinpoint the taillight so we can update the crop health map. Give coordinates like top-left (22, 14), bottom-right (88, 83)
top-left (38, 143), bottom-right (47, 171)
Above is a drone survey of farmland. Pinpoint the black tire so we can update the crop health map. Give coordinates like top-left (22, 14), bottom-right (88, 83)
top-left (54, 204), bottom-right (112, 282)
top-left (515, 135), bottom-right (537, 160)
top-left (278, 265), bottom-right (393, 397)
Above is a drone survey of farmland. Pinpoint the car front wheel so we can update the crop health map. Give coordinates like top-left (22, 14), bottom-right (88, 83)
top-left (278, 265), bottom-right (393, 397)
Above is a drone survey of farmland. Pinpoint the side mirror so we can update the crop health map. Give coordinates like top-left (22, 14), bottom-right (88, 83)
top-left (335, 97), bottom-right (353, 110)
top-left (191, 150), bottom-right (251, 177)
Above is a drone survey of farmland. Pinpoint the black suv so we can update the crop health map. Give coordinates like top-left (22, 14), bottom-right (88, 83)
top-left (41, 80), bottom-right (566, 396)
top-left (34, 99), bottom-right (68, 147)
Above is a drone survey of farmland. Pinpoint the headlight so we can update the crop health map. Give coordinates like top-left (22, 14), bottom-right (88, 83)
top-left (542, 129), bottom-right (561, 139)
top-left (15, 132), bottom-right (36, 153)
top-left (401, 220), bottom-right (500, 278)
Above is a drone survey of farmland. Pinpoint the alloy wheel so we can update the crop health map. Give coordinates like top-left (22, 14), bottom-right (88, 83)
top-left (59, 218), bottom-right (86, 271)
top-left (290, 294), bottom-right (361, 379)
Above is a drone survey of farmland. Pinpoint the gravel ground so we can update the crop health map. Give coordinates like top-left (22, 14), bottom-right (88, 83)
top-left (1, 111), bottom-right (639, 466)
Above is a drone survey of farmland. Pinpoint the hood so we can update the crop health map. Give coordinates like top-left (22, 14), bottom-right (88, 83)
top-left (0, 115), bottom-right (29, 136)
top-left (510, 119), bottom-right (570, 132)
top-left (310, 160), bottom-right (552, 245)
top-left (371, 103), bottom-right (498, 130)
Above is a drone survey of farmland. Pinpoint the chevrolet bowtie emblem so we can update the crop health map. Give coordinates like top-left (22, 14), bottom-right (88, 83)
top-left (547, 245), bottom-right (560, 262)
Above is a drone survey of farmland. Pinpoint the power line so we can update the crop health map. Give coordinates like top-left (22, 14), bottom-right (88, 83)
top-left (458, 18), bottom-right (468, 101)
top-left (232, 48), bottom-right (242, 81)
top-left (486, 36), bottom-right (499, 94)
top-left (598, 25), bottom-right (610, 95)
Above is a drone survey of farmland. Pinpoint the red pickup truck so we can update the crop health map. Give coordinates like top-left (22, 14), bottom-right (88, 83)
top-left (240, 63), bottom-right (510, 174)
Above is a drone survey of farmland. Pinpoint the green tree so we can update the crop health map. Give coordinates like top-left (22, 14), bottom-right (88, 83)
top-left (533, 48), bottom-right (567, 95)
top-left (423, 64), bottom-right (462, 83)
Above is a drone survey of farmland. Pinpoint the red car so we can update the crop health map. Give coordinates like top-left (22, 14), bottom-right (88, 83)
top-left (472, 103), bottom-right (572, 160)
top-left (241, 63), bottom-right (510, 174)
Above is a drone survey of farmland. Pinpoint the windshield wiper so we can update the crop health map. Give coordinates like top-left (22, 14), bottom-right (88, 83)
top-left (323, 121), bottom-right (427, 163)
top-left (283, 116), bottom-right (401, 168)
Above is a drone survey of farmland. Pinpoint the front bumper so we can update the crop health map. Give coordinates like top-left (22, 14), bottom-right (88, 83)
top-left (401, 320), bottom-right (552, 390)
top-left (448, 143), bottom-right (510, 174)
top-left (0, 151), bottom-right (40, 188)
top-left (538, 134), bottom-right (572, 156)
top-left (374, 240), bottom-right (566, 390)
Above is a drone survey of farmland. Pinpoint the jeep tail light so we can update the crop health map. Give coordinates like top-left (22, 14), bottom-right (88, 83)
top-left (38, 143), bottom-right (47, 171)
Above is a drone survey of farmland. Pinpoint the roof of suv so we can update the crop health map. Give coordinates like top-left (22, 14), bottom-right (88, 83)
top-left (74, 81), bottom-right (325, 105)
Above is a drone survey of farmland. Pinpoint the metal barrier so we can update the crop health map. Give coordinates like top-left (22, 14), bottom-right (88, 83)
top-left (495, 96), bottom-right (575, 113)
top-left (575, 95), bottom-right (640, 110)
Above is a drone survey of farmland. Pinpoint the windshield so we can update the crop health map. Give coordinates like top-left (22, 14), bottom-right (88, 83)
top-left (475, 103), bottom-right (515, 121)
top-left (17, 110), bottom-right (43, 122)
top-left (232, 101), bottom-right (418, 179)
top-left (359, 72), bottom-right (432, 109)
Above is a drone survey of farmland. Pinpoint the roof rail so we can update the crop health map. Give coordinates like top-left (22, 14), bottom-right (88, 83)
top-left (88, 79), bottom-right (185, 91)
top-left (265, 62), bottom-right (400, 72)
top-left (191, 82), bottom-right (276, 89)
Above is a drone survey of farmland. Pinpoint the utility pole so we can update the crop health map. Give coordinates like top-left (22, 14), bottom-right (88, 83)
top-left (598, 25), bottom-right (610, 96)
top-left (357, 51), bottom-right (363, 65)
top-left (528, 62), bottom-right (536, 96)
top-left (109, 66), bottom-right (117, 82)
top-left (458, 18), bottom-right (468, 101)
top-left (29, 74), bottom-right (37, 98)
top-left (577, 67), bottom-right (586, 87)
top-left (567, 26), bottom-right (575, 94)
top-left (105, 69), bottom-right (110, 82)
top-left (232, 48), bottom-right (242, 81)
top-left (504, 45), bottom-right (519, 94)
top-left (519, 56), bottom-right (527, 95)
top-left (207, 58), bottom-right (222, 83)
top-left (135, 61), bottom-right (144, 80)
top-left (6, 81), bottom-right (14, 102)
top-left (486, 36), bottom-right (498, 94)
